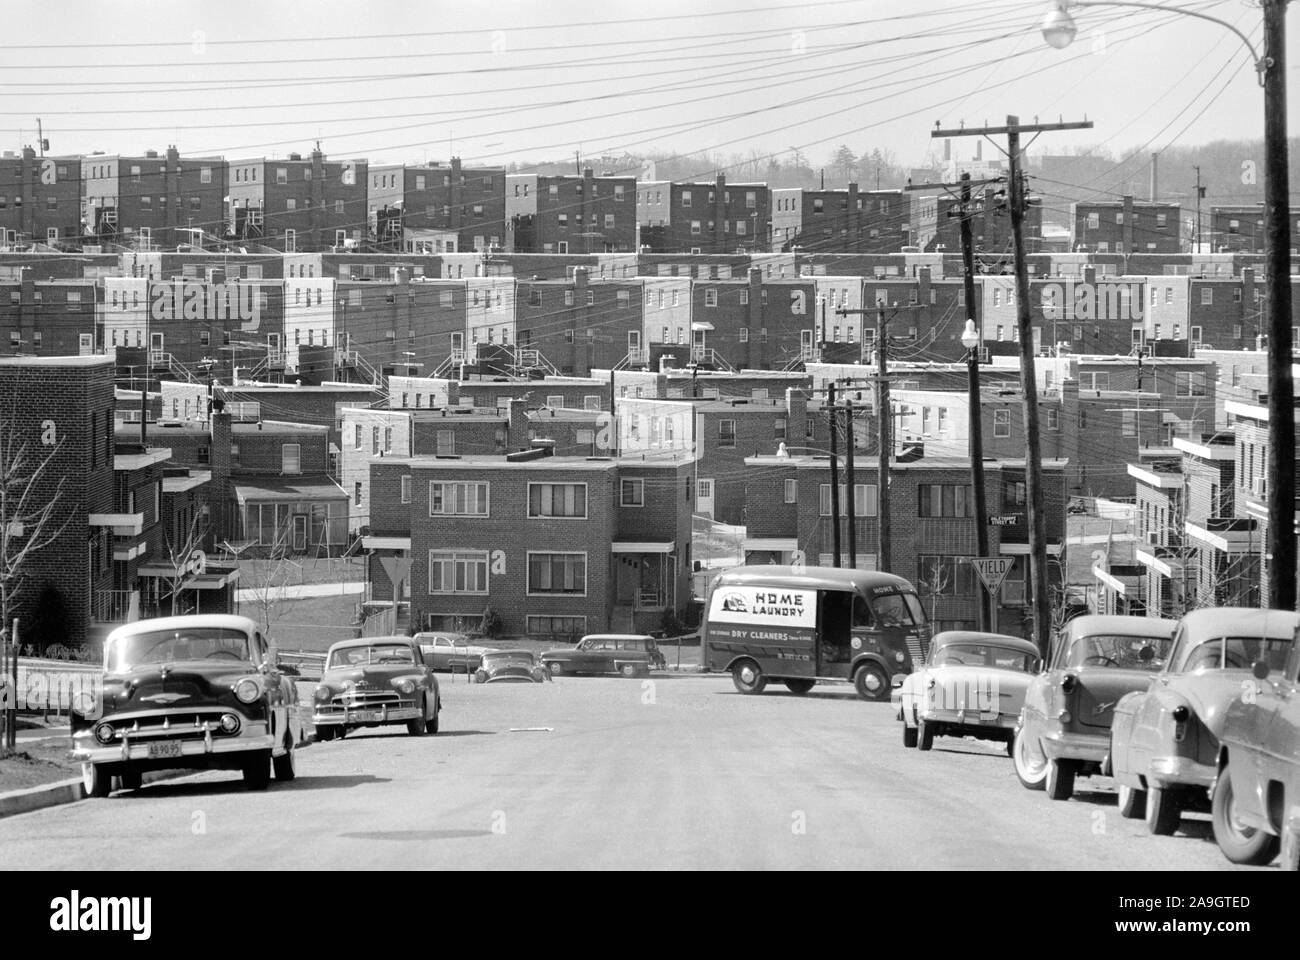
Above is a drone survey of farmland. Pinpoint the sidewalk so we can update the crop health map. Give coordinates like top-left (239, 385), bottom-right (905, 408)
top-left (235, 581), bottom-right (364, 602)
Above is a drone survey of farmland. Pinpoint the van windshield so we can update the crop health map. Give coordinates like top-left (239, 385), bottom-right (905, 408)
top-left (870, 592), bottom-right (925, 627)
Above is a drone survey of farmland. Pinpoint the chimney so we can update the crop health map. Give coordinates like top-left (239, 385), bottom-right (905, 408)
top-left (917, 265), bottom-right (932, 306)
top-left (1150, 153), bottom-right (1158, 202)
top-left (847, 182), bottom-right (860, 248)
top-left (715, 172), bottom-right (727, 252)
top-left (975, 140), bottom-right (982, 161)
top-left (507, 398), bottom-right (528, 451)
top-left (786, 387), bottom-right (808, 443)
top-left (1122, 195), bottom-right (1135, 251)
top-left (1241, 269), bottom-right (1255, 325)
top-left (1083, 264), bottom-right (1097, 286)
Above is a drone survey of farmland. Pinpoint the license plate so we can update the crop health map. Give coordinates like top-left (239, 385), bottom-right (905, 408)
top-left (146, 740), bottom-right (184, 759)
top-left (350, 710), bottom-right (382, 722)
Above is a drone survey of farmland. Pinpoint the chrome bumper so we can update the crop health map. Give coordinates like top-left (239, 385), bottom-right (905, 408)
top-left (1148, 756), bottom-right (1215, 788)
top-left (1039, 729), bottom-right (1110, 763)
top-left (313, 704), bottom-right (421, 725)
top-left (72, 723), bottom-right (274, 764)
top-left (922, 709), bottom-right (1016, 730)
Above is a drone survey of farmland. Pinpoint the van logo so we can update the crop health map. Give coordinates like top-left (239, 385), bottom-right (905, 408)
top-left (719, 592), bottom-right (748, 613)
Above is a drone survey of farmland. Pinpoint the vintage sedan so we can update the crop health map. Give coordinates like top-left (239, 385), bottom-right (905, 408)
top-left (414, 631), bottom-right (496, 673)
top-left (895, 631), bottom-right (1041, 752)
top-left (473, 649), bottom-right (551, 684)
top-left (1109, 607), bottom-right (1300, 837)
top-left (70, 615), bottom-right (304, 796)
top-left (1013, 615), bottom-right (1178, 801)
top-left (540, 634), bottom-right (667, 678)
top-left (1213, 650), bottom-right (1300, 868)
top-left (313, 637), bottom-right (441, 739)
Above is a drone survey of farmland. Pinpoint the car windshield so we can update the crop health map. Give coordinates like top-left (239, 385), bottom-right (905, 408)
top-left (1067, 633), bottom-right (1174, 671)
top-left (933, 643), bottom-right (1037, 672)
top-left (328, 644), bottom-right (416, 668)
top-left (870, 592), bottom-right (925, 627)
top-left (1176, 636), bottom-right (1293, 674)
top-left (107, 627), bottom-right (252, 673)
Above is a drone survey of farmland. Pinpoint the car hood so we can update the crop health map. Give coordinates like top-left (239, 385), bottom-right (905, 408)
top-left (1070, 667), bottom-right (1162, 729)
top-left (320, 664), bottom-right (424, 687)
top-left (1167, 671), bottom-right (1253, 736)
top-left (101, 661), bottom-right (262, 712)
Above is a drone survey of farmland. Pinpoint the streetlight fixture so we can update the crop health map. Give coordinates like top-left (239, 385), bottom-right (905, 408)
top-left (1039, 0), bottom-right (1296, 611)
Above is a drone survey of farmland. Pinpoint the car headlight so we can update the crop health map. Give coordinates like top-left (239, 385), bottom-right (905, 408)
top-left (313, 685), bottom-right (333, 703)
top-left (894, 651), bottom-right (905, 663)
top-left (219, 713), bottom-right (241, 733)
top-left (234, 678), bottom-right (261, 704)
top-left (93, 723), bottom-right (115, 744)
top-left (394, 679), bottom-right (415, 695)
top-left (72, 691), bottom-right (99, 717)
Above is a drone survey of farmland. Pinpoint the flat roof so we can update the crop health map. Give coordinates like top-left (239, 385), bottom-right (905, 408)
top-left (163, 470), bottom-right (212, 494)
top-left (232, 420), bottom-right (328, 434)
top-left (0, 354), bottom-right (113, 368)
top-left (115, 448), bottom-right (172, 471)
top-left (234, 477), bottom-right (348, 502)
top-left (385, 454), bottom-right (683, 470)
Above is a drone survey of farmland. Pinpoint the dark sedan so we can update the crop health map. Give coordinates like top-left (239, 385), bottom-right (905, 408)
top-left (474, 649), bottom-right (550, 684)
top-left (540, 634), bottom-right (666, 678)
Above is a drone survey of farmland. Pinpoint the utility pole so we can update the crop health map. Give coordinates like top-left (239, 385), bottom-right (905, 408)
top-left (845, 395), bottom-right (857, 569)
top-left (1193, 165), bottom-right (1204, 252)
top-left (934, 115), bottom-right (1093, 655)
top-left (1263, 0), bottom-right (1296, 611)
top-left (876, 305), bottom-right (892, 573)
top-left (828, 381), bottom-right (841, 567)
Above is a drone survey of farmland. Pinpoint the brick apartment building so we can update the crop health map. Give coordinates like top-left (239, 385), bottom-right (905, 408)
top-left (1071, 197), bottom-right (1183, 254)
top-left (1, 271), bottom-right (97, 357)
top-left (772, 186), bottom-right (911, 254)
top-left (368, 158), bottom-right (506, 253)
top-left (654, 175), bottom-right (770, 255)
top-left (514, 270), bottom-right (644, 375)
top-left (82, 147), bottom-right (227, 250)
top-left (740, 452), bottom-right (1068, 637)
top-left (0, 147), bottom-right (82, 248)
top-left (227, 148), bottom-right (368, 252)
top-left (1207, 205), bottom-right (1300, 255)
top-left (364, 451), bottom-right (694, 638)
top-left (506, 169), bottom-right (637, 254)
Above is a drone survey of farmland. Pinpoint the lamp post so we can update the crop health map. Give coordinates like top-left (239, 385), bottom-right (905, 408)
top-left (962, 319), bottom-right (992, 631)
top-left (1041, 0), bottom-right (1295, 611)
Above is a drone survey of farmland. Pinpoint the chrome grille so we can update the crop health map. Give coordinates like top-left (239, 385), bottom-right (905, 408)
top-left (101, 710), bottom-right (238, 740)
top-left (905, 638), bottom-right (926, 669)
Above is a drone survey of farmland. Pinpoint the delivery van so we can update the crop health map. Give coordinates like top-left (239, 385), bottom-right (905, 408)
top-left (703, 565), bottom-right (929, 701)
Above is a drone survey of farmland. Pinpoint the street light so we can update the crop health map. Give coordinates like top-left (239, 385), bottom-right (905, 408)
top-left (1039, 0), bottom-right (1296, 611)
top-left (962, 319), bottom-right (992, 631)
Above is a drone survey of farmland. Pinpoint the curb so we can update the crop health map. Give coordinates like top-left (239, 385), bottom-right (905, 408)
top-left (0, 777), bottom-right (84, 819)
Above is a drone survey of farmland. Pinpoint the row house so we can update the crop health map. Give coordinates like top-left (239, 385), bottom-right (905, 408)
top-left (1207, 205), bottom-right (1300, 255)
top-left (121, 250), bottom-right (284, 280)
top-left (368, 158), bottom-right (506, 253)
top-left (1186, 270), bottom-right (1300, 351)
top-left (740, 452), bottom-right (1068, 638)
top-left (506, 169), bottom-right (637, 254)
top-left (227, 148), bottom-right (368, 252)
top-left (141, 276), bottom-right (287, 379)
top-left (513, 270), bottom-right (642, 375)
top-left (0, 147), bottom-right (82, 248)
top-left (771, 185), bottom-right (911, 255)
top-left (82, 147), bottom-right (227, 250)
top-left (282, 251), bottom-right (441, 281)
top-left (654, 175), bottom-right (770, 255)
top-left (363, 451), bottom-right (695, 638)
top-left (1, 271), bottom-right (97, 356)
top-left (911, 190), bottom-right (1042, 258)
top-left (388, 373), bottom-right (611, 413)
top-left (1071, 197), bottom-right (1183, 254)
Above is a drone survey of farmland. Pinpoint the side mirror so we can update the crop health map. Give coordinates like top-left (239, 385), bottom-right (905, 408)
top-left (1252, 659), bottom-right (1271, 681)
top-left (1138, 645), bottom-right (1155, 663)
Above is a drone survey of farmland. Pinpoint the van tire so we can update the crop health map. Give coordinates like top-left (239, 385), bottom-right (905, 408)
top-left (853, 662), bottom-right (890, 702)
top-left (783, 678), bottom-right (815, 695)
top-left (731, 660), bottom-right (766, 695)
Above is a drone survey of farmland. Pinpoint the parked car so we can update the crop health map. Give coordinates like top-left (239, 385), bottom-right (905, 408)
top-left (415, 631), bottom-right (496, 673)
top-left (1213, 651), bottom-right (1300, 868)
top-left (1109, 607), bottom-right (1300, 836)
top-left (474, 649), bottom-right (550, 684)
top-left (1014, 615), bottom-right (1179, 800)
top-left (540, 634), bottom-right (666, 677)
top-left (895, 631), bottom-right (1041, 752)
top-left (313, 637), bottom-right (441, 739)
top-left (70, 615), bottom-right (304, 796)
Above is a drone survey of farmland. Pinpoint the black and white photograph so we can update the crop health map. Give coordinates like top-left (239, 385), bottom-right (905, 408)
top-left (0, 0), bottom-right (1296, 921)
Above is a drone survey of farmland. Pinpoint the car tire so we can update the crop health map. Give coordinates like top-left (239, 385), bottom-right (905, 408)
top-left (1012, 726), bottom-right (1049, 791)
top-left (1145, 784), bottom-right (1181, 836)
top-left (407, 698), bottom-right (429, 737)
top-left (853, 662), bottom-right (890, 702)
top-left (1046, 759), bottom-right (1076, 801)
top-left (474, 669), bottom-right (488, 684)
top-left (119, 767), bottom-right (143, 791)
top-left (315, 726), bottom-right (335, 742)
top-left (1004, 737), bottom-right (1014, 759)
top-left (902, 722), bottom-right (918, 748)
top-left (547, 662), bottom-right (564, 677)
top-left (1117, 783), bottom-right (1146, 819)
top-left (731, 659), bottom-right (766, 695)
top-left (1211, 772), bottom-right (1279, 865)
top-left (82, 763), bottom-right (111, 798)
top-left (1281, 827), bottom-right (1300, 872)
top-left (783, 678), bottom-right (815, 695)
top-left (272, 734), bottom-right (297, 782)
top-left (243, 751), bottom-right (271, 791)
top-left (917, 719), bottom-right (935, 752)
top-left (336, 726), bottom-right (348, 740)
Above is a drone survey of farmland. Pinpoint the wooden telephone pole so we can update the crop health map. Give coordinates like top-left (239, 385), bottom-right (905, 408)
top-left (932, 116), bottom-right (1092, 656)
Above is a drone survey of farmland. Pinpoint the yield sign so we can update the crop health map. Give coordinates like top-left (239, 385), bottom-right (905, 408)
top-left (378, 556), bottom-right (412, 592)
top-left (969, 557), bottom-right (1015, 593)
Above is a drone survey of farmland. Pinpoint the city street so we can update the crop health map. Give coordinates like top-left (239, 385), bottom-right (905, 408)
top-left (1, 676), bottom-right (1259, 871)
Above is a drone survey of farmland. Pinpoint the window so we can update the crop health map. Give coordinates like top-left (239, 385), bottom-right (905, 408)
top-left (1047, 408), bottom-right (1060, 431)
top-left (1176, 371), bottom-right (1207, 397)
top-left (704, 288), bottom-right (718, 308)
top-left (528, 483), bottom-right (588, 518)
top-left (429, 550), bottom-right (489, 594)
top-left (281, 444), bottom-right (301, 475)
top-left (993, 409), bottom-right (1011, 438)
top-left (819, 483), bottom-right (877, 516)
top-left (372, 425), bottom-right (381, 454)
top-left (384, 427), bottom-right (393, 452)
top-left (1201, 288), bottom-right (1214, 305)
top-left (276, 168), bottom-right (288, 184)
top-left (354, 424), bottom-right (363, 449)
top-left (400, 475), bottom-right (412, 504)
top-left (681, 190), bottom-right (692, 208)
top-left (718, 419), bottom-right (736, 448)
top-left (917, 555), bottom-right (975, 598)
top-left (1003, 479), bottom-right (1027, 511)
top-left (1122, 411), bottom-right (1136, 437)
top-left (354, 482), bottom-right (363, 505)
top-left (621, 478), bottom-right (645, 506)
top-left (528, 552), bottom-right (587, 596)
top-left (436, 430), bottom-right (454, 456)
top-left (783, 478), bottom-right (798, 504)
top-left (918, 484), bottom-right (972, 518)
top-left (430, 481), bottom-right (490, 516)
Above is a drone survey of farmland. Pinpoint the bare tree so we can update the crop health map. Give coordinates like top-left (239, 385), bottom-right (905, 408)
top-left (161, 510), bottom-right (209, 617)
top-left (243, 523), bottom-right (298, 635)
top-left (919, 557), bottom-right (952, 626)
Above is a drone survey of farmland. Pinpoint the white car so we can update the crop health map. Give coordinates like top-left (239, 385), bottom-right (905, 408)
top-left (896, 631), bottom-right (1042, 753)
top-left (414, 632), bottom-right (496, 673)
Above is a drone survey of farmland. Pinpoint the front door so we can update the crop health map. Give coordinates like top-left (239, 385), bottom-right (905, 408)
top-left (149, 332), bottom-right (164, 363)
top-left (692, 328), bottom-right (707, 363)
top-left (800, 329), bottom-right (814, 358)
top-left (628, 330), bottom-right (641, 362)
top-left (697, 478), bottom-right (714, 518)
top-left (79, 333), bottom-right (94, 356)
top-left (267, 332), bottom-right (282, 365)
top-left (292, 514), bottom-right (308, 552)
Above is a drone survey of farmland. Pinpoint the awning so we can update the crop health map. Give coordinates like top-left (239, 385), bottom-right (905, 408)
top-left (362, 536), bottom-right (412, 551)
top-left (187, 569), bottom-right (240, 590)
top-left (611, 541), bottom-right (675, 554)
top-left (234, 477), bottom-right (348, 506)
top-left (743, 538), bottom-right (799, 552)
top-left (1092, 564), bottom-right (1131, 595)
top-left (999, 542), bottom-right (1064, 557)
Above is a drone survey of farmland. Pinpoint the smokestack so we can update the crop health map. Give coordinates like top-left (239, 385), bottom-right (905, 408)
top-left (944, 139), bottom-right (951, 162)
top-left (1150, 152), bottom-right (1158, 202)
top-left (975, 140), bottom-right (982, 162)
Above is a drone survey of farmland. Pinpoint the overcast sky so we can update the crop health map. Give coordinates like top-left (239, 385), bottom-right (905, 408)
top-left (2, 0), bottom-right (1293, 173)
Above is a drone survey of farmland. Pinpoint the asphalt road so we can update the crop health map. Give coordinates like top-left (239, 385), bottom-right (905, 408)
top-left (1, 675), bottom-right (1265, 870)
